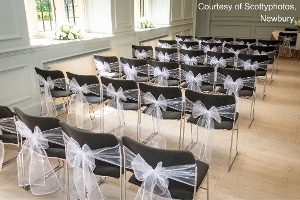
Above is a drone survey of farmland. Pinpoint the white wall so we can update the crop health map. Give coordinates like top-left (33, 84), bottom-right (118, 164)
top-left (0, 0), bottom-right (194, 115)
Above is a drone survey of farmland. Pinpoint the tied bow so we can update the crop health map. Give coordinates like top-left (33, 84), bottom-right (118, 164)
top-left (37, 75), bottom-right (57, 117)
top-left (157, 52), bottom-right (171, 62)
top-left (124, 63), bottom-right (137, 80)
top-left (16, 120), bottom-right (59, 195)
top-left (183, 54), bottom-right (198, 65)
top-left (95, 60), bottom-right (111, 77)
top-left (203, 45), bottom-right (217, 53)
top-left (279, 36), bottom-right (293, 57)
top-left (143, 92), bottom-right (167, 120)
top-left (192, 101), bottom-right (221, 129)
top-left (253, 50), bottom-right (267, 55)
top-left (209, 57), bottom-right (226, 68)
top-left (131, 155), bottom-right (170, 200)
top-left (243, 60), bottom-right (259, 71)
top-left (135, 49), bottom-right (148, 59)
top-left (181, 44), bottom-right (193, 50)
top-left (192, 101), bottom-right (221, 163)
top-left (224, 76), bottom-right (244, 97)
top-left (106, 83), bottom-right (127, 110)
top-left (66, 137), bottom-right (103, 200)
top-left (185, 71), bottom-right (203, 92)
top-left (158, 42), bottom-right (172, 48)
top-left (228, 48), bottom-right (241, 61)
top-left (67, 78), bottom-right (92, 129)
top-left (153, 67), bottom-right (170, 86)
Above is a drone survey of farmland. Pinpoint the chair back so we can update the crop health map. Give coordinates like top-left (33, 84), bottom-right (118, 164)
top-left (181, 64), bottom-right (214, 86)
top-left (185, 90), bottom-right (235, 122)
top-left (201, 42), bottom-right (222, 52)
top-left (60, 121), bottom-right (120, 168)
top-left (175, 35), bottom-right (194, 42)
top-left (139, 83), bottom-right (182, 111)
top-left (214, 37), bottom-right (234, 43)
top-left (155, 47), bottom-right (178, 62)
top-left (217, 67), bottom-right (256, 90)
top-left (100, 76), bottom-right (138, 103)
top-left (257, 39), bottom-right (281, 47)
top-left (14, 107), bottom-right (60, 132)
top-left (0, 106), bottom-right (15, 136)
top-left (224, 43), bottom-right (248, 52)
top-left (285, 28), bottom-right (297, 31)
top-left (179, 49), bottom-right (205, 65)
top-left (35, 67), bottom-right (66, 91)
top-left (66, 72), bottom-right (100, 97)
top-left (235, 38), bottom-right (257, 45)
top-left (194, 36), bottom-right (213, 42)
top-left (178, 41), bottom-right (199, 49)
top-left (132, 45), bottom-right (153, 60)
top-left (158, 39), bottom-right (177, 48)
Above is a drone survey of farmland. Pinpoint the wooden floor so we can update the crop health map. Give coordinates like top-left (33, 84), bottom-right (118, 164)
top-left (0, 57), bottom-right (299, 199)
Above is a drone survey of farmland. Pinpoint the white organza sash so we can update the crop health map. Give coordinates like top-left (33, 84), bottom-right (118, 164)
top-left (0, 117), bottom-right (17, 170)
top-left (180, 54), bottom-right (205, 66)
top-left (37, 75), bottom-right (67, 117)
top-left (101, 83), bottom-right (138, 136)
top-left (207, 56), bottom-right (229, 82)
top-left (153, 67), bottom-right (170, 86)
top-left (63, 133), bottom-right (121, 200)
top-left (68, 78), bottom-right (98, 129)
top-left (223, 47), bottom-right (247, 62)
top-left (123, 147), bottom-right (196, 200)
top-left (235, 41), bottom-right (255, 48)
top-left (95, 60), bottom-right (112, 78)
top-left (195, 39), bottom-right (213, 49)
top-left (202, 45), bottom-right (218, 53)
top-left (175, 37), bottom-right (193, 42)
top-left (181, 70), bottom-right (214, 92)
top-left (122, 63), bottom-right (148, 80)
top-left (251, 50), bottom-right (275, 59)
top-left (278, 35), bottom-right (296, 57)
top-left (133, 49), bottom-right (153, 59)
top-left (237, 59), bottom-right (268, 71)
top-left (140, 92), bottom-right (182, 148)
top-left (158, 42), bottom-right (174, 48)
top-left (156, 52), bottom-right (178, 62)
top-left (185, 99), bottom-right (235, 163)
top-left (16, 120), bottom-right (59, 195)
top-left (180, 44), bottom-right (194, 50)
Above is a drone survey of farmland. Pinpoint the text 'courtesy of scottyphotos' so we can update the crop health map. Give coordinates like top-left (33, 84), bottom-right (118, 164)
top-left (198, 3), bottom-right (297, 24)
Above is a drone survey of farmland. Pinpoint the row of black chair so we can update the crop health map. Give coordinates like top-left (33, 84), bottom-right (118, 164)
top-left (0, 105), bottom-right (209, 199)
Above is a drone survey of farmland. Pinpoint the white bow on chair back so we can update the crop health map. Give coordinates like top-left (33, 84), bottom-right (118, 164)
top-left (16, 120), bottom-right (59, 195)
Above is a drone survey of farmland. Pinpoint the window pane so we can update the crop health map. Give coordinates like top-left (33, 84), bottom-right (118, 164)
top-left (64, 0), bottom-right (79, 24)
top-left (35, 0), bottom-right (55, 32)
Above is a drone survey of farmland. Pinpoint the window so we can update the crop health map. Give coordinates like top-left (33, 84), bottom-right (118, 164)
top-left (134, 0), bottom-right (151, 20)
top-left (24, 0), bottom-right (86, 36)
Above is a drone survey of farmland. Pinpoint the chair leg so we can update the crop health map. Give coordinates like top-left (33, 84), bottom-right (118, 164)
top-left (178, 116), bottom-right (183, 150)
top-left (65, 161), bottom-right (70, 200)
top-left (207, 172), bottom-right (209, 200)
top-left (262, 74), bottom-right (267, 100)
top-left (228, 122), bottom-right (239, 172)
top-left (249, 94), bottom-right (256, 128)
top-left (275, 57), bottom-right (279, 74)
top-left (270, 64), bottom-right (274, 85)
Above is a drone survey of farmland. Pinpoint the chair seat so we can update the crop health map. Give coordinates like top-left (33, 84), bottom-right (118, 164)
top-left (182, 83), bottom-right (214, 92)
top-left (51, 89), bottom-right (72, 98)
top-left (187, 112), bottom-right (239, 130)
top-left (0, 133), bottom-right (18, 144)
top-left (167, 80), bottom-right (179, 86)
top-left (85, 96), bottom-right (102, 104)
top-left (255, 70), bottom-right (266, 77)
top-left (45, 148), bottom-right (66, 159)
top-left (134, 76), bottom-right (150, 83)
top-left (128, 160), bottom-right (209, 200)
top-left (123, 103), bottom-right (139, 110)
top-left (143, 108), bottom-right (182, 120)
top-left (93, 163), bottom-right (121, 178)
top-left (217, 87), bottom-right (254, 97)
